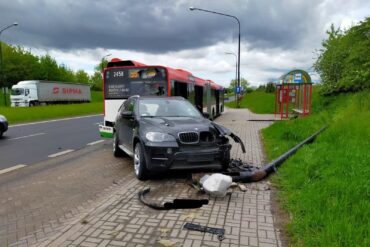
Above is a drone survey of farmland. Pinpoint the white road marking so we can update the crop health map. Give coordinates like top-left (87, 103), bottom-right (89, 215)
top-left (48, 149), bottom-right (74, 158)
top-left (87, 140), bottom-right (105, 146)
top-left (94, 122), bottom-right (101, 125)
top-left (9, 114), bottom-right (103, 128)
top-left (8, 132), bottom-right (45, 140)
top-left (0, 164), bottom-right (27, 175)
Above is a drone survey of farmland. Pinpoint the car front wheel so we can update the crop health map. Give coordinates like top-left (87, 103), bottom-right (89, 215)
top-left (134, 143), bottom-right (148, 180)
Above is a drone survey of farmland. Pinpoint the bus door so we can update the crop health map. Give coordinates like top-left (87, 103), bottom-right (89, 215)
top-left (204, 83), bottom-right (211, 117)
top-left (173, 81), bottom-right (188, 99)
top-left (194, 85), bottom-right (203, 112)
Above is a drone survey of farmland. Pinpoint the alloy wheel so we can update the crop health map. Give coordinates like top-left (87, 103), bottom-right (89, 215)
top-left (134, 145), bottom-right (140, 176)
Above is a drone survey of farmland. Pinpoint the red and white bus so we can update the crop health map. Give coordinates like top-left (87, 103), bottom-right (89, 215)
top-left (99, 59), bottom-right (225, 137)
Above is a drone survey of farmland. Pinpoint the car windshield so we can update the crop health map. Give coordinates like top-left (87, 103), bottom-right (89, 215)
top-left (11, 88), bottom-right (24, 96)
top-left (139, 98), bottom-right (202, 118)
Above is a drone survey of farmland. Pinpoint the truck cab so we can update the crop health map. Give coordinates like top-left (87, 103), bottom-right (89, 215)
top-left (10, 81), bottom-right (38, 107)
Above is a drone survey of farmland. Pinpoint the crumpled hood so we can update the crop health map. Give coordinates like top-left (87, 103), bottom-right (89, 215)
top-left (140, 117), bottom-right (212, 135)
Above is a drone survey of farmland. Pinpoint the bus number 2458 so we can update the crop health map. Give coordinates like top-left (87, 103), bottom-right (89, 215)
top-left (113, 71), bottom-right (124, 77)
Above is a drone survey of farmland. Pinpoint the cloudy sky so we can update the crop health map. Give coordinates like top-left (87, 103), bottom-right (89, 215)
top-left (0, 0), bottom-right (369, 87)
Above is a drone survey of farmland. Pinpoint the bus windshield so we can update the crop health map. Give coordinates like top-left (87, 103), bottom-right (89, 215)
top-left (104, 67), bottom-right (167, 99)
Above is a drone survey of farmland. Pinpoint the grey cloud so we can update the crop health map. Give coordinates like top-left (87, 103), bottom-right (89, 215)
top-left (0, 0), bottom-right (366, 53)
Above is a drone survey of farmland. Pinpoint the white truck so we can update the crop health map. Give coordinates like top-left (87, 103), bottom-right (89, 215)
top-left (10, 80), bottom-right (91, 107)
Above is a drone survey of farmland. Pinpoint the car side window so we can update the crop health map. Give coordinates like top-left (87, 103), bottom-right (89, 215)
top-left (128, 99), bottom-right (135, 112)
top-left (122, 98), bottom-right (137, 112)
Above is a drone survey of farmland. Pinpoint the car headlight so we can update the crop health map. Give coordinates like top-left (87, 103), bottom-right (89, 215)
top-left (145, 132), bottom-right (175, 142)
top-left (0, 115), bottom-right (7, 122)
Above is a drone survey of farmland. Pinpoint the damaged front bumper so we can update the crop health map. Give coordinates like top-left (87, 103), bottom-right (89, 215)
top-left (143, 141), bottom-right (231, 171)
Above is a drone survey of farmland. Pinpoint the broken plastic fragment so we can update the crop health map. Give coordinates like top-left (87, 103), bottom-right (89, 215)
top-left (202, 174), bottom-right (232, 197)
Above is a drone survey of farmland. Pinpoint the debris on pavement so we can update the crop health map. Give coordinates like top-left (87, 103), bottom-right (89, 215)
top-left (138, 188), bottom-right (209, 210)
top-left (158, 238), bottom-right (177, 247)
top-left (159, 228), bottom-right (170, 237)
top-left (238, 184), bottom-right (247, 192)
top-left (201, 173), bottom-right (232, 197)
top-left (183, 222), bottom-right (225, 241)
top-left (80, 219), bottom-right (89, 224)
top-left (179, 212), bottom-right (199, 221)
top-left (230, 182), bottom-right (238, 187)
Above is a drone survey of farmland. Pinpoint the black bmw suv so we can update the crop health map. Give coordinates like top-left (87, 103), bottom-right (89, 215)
top-left (113, 96), bottom-right (231, 180)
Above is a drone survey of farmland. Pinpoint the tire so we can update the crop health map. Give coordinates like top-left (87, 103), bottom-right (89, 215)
top-left (134, 142), bottom-right (148, 180)
top-left (29, 102), bottom-right (34, 107)
top-left (113, 131), bottom-right (124, 157)
top-left (0, 124), bottom-right (3, 138)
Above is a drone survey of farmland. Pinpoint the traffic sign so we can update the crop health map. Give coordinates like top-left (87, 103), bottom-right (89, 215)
top-left (235, 86), bottom-right (241, 94)
top-left (294, 73), bottom-right (302, 83)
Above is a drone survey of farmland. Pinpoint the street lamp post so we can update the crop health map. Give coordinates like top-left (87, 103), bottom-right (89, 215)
top-left (189, 7), bottom-right (241, 107)
top-left (0, 22), bottom-right (18, 106)
top-left (225, 52), bottom-right (237, 102)
top-left (101, 53), bottom-right (112, 73)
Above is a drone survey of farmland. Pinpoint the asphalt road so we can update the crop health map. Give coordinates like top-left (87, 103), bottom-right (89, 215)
top-left (0, 114), bottom-right (104, 170)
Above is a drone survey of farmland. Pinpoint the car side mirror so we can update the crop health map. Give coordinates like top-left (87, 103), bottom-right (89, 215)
top-left (202, 112), bottom-right (210, 119)
top-left (121, 111), bottom-right (133, 118)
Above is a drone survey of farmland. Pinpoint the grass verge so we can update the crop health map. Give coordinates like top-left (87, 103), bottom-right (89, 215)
top-left (0, 91), bottom-right (103, 124)
top-left (0, 103), bottom-right (103, 124)
top-left (225, 91), bottom-right (275, 114)
top-left (262, 90), bottom-right (370, 246)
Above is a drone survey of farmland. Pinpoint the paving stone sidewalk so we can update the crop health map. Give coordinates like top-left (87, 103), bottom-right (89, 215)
top-left (37, 108), bottom-right (283, 247)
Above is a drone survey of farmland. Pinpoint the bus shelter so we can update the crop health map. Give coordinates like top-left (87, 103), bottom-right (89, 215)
top-left (275, 70), bottom-right (313, 119)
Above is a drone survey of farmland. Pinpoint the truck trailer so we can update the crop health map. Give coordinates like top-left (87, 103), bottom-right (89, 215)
top-left (10, 80), bottom-right (91, 107)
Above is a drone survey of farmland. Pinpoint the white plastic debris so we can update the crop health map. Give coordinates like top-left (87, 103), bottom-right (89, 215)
top-left (199, 174), bottom-right (210, 185)
top-left (202, 173), bottom-right (232, 197)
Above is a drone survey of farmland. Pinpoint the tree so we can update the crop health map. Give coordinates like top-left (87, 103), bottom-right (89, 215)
top-left (89, 71), bottom-right (103, 91)
top-left (39, 54), bottom-right (61, 81)
top-left (265, 82), bottom-right (275, 93)
top-left (75, 70), bottom-right (90, 84)
top-left (2, 44), bottom-right (41, 87)
top-left (58, 64), bottom-right (76, 82)
top-left (228, 78), bottom-right (249, 92)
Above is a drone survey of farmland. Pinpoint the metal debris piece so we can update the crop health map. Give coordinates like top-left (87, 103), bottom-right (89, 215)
top-left (183, 222), bottom-right (225, 241)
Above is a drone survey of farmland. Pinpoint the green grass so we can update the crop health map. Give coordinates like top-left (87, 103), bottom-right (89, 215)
top-left (225, 91), bottom-right (275, 114)
top-left (0, 90), bottom-right (103, 124)
top-left (262, 90), bottom-right (370, 247)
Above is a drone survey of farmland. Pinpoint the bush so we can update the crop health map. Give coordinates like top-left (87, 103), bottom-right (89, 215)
top-left (314, 18), bottom-right (370, 95)
top-left (265, 82), bottom-right (275, 93)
